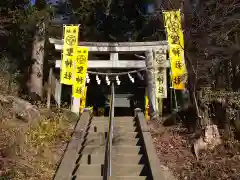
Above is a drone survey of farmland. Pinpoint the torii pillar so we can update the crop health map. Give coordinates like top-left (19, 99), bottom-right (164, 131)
top-left (145, 50), bottom-right (157, 120)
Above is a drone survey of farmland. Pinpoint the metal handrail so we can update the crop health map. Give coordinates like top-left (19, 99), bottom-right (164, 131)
top-left (103, 83), bottom-right (115, 179)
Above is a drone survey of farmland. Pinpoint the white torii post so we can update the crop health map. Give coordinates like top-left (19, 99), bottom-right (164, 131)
top-left (145, 50), bottom-right (157, 119)
top-left (71, 95), bottom-right (81, 115)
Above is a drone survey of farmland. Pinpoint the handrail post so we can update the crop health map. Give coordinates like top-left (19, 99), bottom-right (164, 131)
top-left (104, 82), bottom-right (115, 180)
top-left (109, 82), bottom-right (114, 177)
top-left (134, 108), bottom-right (141, 117)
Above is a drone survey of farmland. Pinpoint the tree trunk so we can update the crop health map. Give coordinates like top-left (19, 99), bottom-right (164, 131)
top-left (28, 21), bottom-right (45, 99)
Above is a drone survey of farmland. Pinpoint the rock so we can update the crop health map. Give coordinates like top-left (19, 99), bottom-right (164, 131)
top-left (0, 95), bottom-right (9, 103)
top-left (193, 137), bottom-right (208, 160)
top-left (204, 124), bottom-right (221, 148)
top-left (12, 97), bottom-right (40, 123)
top-left (0, 94), bottom-right (40, 122)
top-left (160, 165), bottom-right (177, 180)
top-left (193, 124), bottom-right (222, 160)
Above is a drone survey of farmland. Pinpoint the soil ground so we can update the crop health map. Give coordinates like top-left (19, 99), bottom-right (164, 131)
top-left (148, 121), bottom-right (240, 180)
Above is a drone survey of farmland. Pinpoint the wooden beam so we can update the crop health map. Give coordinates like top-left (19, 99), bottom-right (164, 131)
top-left (55, 60), bottom-right (170, 68)
top-left (49, 38), bottom-right (169, 52)
top-left (49, 38), bottom-right (169, 47)
top-left (54, 44), bottom-right (168, 52)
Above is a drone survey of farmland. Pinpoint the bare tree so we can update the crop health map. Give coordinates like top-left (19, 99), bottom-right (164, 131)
top-left (28, 21), bottom-right (45, 99)
top-left (184, 0), bottom-right (240, 88)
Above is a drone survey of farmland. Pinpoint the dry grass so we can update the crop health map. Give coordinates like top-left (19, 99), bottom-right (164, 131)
top-left (26, 114), bottom-right (71, 148)
top-left (0, 108), bottom-right (75, 180)
top-left (0, 71), bottom-right (19, 97)
top-left (0, 70), bottom-right (77, 179)
top-left (0, 61), bottom-right (76, 180)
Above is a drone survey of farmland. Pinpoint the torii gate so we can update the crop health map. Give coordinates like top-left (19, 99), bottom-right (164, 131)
top-left (49, 38), bottom-right (169, 118)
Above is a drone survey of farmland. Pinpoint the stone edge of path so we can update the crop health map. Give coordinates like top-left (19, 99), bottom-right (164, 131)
top-left (135, 108), bottom-right (176, 180)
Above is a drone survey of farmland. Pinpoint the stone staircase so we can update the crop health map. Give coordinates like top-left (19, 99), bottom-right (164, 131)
top-left (74, 116), bottom-right (149, 180)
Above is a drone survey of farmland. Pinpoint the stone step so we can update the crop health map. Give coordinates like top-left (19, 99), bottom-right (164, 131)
top-left (113, 117), bottom-right (135, 121)
top-left (75, 176), bottom-right (147, 180)
top-left (83, 137), bottom-right (139, 146)
top-left (88, 126), bottom-right (136, 133)
top-left (84, 132), bottom-right (106, 139)
top-left (82, 138), bottom-right (105, 146)
top-left (75, 164), bottom-right (144, 176)
top-left (77, 154), bottom-right (143, 165)
top-left (113, 164), bottom-right (144, 176)
top-left (112, 138), bottom-right (140, 146)
top-left (113, 154), bottom-right (143, 164)
top-left (80, 145), bottom-right (142, 155)
top-left (90, 120), bottom-right (135, 126)
top-left (86, 132), bottom-right (138, 139)
top-left (87, 123), bottom-right (136, 129)
top-left (114, 132), bottom-right (138, 139)
top-left (92, 117), bottom-right (135, 123)
top-left (75, 177), bottom-right (102, 180)
top-left (77, 154), bottom-right (104, 164)
top-left (90, 117), bottom-right (108, 121)
top-left (114, 177), bottom-right (147, 180)
top-left (82, 133), bottom-right (106, 144)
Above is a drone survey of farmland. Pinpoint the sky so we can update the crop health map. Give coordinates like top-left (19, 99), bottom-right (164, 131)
top-left (30, 0), bottom-right (36, 5)
top-left (30, 0), bottom-right (61, 5)
top-left (29, 0), bottom-right (70, 24)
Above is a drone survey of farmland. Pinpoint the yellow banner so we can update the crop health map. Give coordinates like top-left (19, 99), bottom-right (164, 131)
top-left (171, 74), bottom-right (186, 90)
top-left (163, 10), bottom-right (184, 47)
top-left (169, 45), bottom-right (187, 90)
top-left (63, 25), bottom-right (79, 50)
top-left (169, 45), bottom-right (186, 74)
top-left (80, 86), bottom-right (88, 113)
top-left (60, 55), bottom-right (74, 85)
top-left (163, 10), bottom-right (187, 90)
top-left (72, 46), bottom-right (89, 98)
top-left (60, 25), bottom-right (79, 85)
